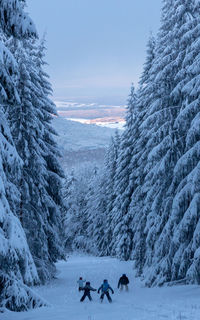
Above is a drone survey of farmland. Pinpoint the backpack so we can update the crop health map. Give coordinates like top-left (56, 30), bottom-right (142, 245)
top-left (102, 282), bottom-right (109, 292)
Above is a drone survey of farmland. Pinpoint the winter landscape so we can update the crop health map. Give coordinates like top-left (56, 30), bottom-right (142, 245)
top-left (52, 101), bottom-right (125, 171)
top-left (1, 0), bottom-right (200, 319)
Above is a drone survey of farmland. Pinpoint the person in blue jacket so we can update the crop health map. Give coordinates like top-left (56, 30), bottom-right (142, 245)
top-left (98, 279), bottom-right (114, 303)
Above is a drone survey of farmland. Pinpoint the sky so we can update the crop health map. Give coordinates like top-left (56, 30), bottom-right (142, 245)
top-left (26, 0), bottom-right (162, 104)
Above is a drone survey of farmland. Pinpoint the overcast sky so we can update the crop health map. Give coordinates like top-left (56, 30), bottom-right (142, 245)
top-left (26, 0), bottom-right (162, 104)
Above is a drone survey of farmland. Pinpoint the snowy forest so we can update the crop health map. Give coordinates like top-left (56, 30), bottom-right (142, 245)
top-left (64, 0), bottom-right (200, 287)
top-left (1, 0), bottom-right (200, 315)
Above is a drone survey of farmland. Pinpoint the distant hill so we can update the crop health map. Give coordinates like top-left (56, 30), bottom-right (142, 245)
top-left (54, 100), bottom-right (126, 129)
top-left (52, 116), bottom-right (120, 171)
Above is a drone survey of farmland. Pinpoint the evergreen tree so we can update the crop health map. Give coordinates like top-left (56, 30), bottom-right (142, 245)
top-left (84, 131), bottom-right (121, 257)
top-left (0, 0), bottom-right (46, 311)
top-left (35, 38), bottom-right (65, 264)
top-left (128, 35), bottom-right (157, 274)
top-left (134, 0), bottom-right (198, 285)
top-left (0, 108), bottom-right (45, 311)
top-left (6, 37), bottom-right (65, 283)
top-left (109, 85), bottom-right (137, 260)
top-left (0, 0), bottom-right (36, 38)
top-left (101, 131), bottom-right (120, 256)
top-left (63, 171), bottom-right (78, 250)
top-left (63, 169), bottom-right (91, 252)
top-left (154, 0), bottom-right (200, 284)
top-left (85, 167), bottom-right (108, 255)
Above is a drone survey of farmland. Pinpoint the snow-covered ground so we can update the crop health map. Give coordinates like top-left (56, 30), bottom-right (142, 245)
top-left (2, 255), bottom-right (200, 320)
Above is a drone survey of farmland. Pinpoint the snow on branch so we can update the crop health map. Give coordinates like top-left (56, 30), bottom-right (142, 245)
top-left (0, 0), bottom-right (37, 38)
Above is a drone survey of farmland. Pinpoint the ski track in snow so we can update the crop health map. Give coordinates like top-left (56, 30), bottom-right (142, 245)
top-left (2, 254), bottom-right (200, 320)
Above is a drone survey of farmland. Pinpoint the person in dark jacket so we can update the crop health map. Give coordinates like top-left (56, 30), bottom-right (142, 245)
top-left (80, 281), bottom-right (96, 302)
top-left (98, 279), bottom-right (114, 303)
top-left (118, 274), bottom-right (129, 291)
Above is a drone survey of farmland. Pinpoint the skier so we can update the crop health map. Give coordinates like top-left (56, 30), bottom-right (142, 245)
top-left (118, 274), bottom-right (129, 291)
top-left (77, 277), bottom-right (86, 291)
top-left (98, 279), bottom-right (114, 303)
top-left (80, 281), bottom-right (96, 302)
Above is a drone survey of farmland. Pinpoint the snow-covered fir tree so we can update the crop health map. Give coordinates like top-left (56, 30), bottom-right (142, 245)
top-left (32, 37), bottom-right (65, 271)
top-left (0, 0), bottom-right (47, 311)
top-left (84, 131), bottom-right (121, 257)
top-left (0, 108), bottom-right (46, 311)
top-left (109, 85), bottom-right (138, 260)
top-left (63, 171), bottom-right (79, 250)
top-left (0, 0), bottom-right (36, 38)
top-left (100, 131), bottom-right (120, 256)
top-left (63, 171), bottom-right (87, 251)
top-left (128, 35), bottom-right (157, 275)
top-left (5, 37), bottom-right (65, 283)
top-left (152, 0), bottom-right (200, 285)
top-left (138, 0), bottom-right (199, 286)
top-left (63, 167), bottom-right (96, 252)
top-left (85, 167), bottom-right (108, 255)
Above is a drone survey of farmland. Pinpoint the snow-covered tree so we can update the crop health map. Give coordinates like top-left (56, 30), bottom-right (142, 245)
top-left (152, 0), bottom-right (200, 285)
top-left (35, 37), bottom-right (65, 264)
top-left (100, 131), bottom-right (120, 256)
top-left (109, 85), bottom-right (137, 260)
top-left (133, 0), bottom-right (199, 285)
top-left (5, 37), bottom-right (65, 283)
top-left (63, 169), bottom-right (92, 252)
top-left (85, 167), bottom-right (108, 255)
top-left (0, 0), bottom-right (46, 311)
top-left (0, 109), bottom-right (46, 311)
top-left (0, 0), bottom-right (36, 38)
top-left (127, 35), bottom-right (157, 273)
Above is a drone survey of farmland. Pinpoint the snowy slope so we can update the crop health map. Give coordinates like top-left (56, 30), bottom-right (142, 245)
top-left (52, 116), bottom-right (117, 151)
top-left (2, 255), bottom-right (200, 320)
top-left (52, 116), bottom-right (119, 170)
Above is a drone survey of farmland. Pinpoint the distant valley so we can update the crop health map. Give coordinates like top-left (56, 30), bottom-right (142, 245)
top-left (52, 100), bottom-right (125, 172)
top-left (52, 116), bottom-right (121, 172)
top-left (54, 100), bottom-right (126, 129)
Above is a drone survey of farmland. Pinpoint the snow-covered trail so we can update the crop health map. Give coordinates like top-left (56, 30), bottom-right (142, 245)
top-left (2, 254), bottom-right (200, 320)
